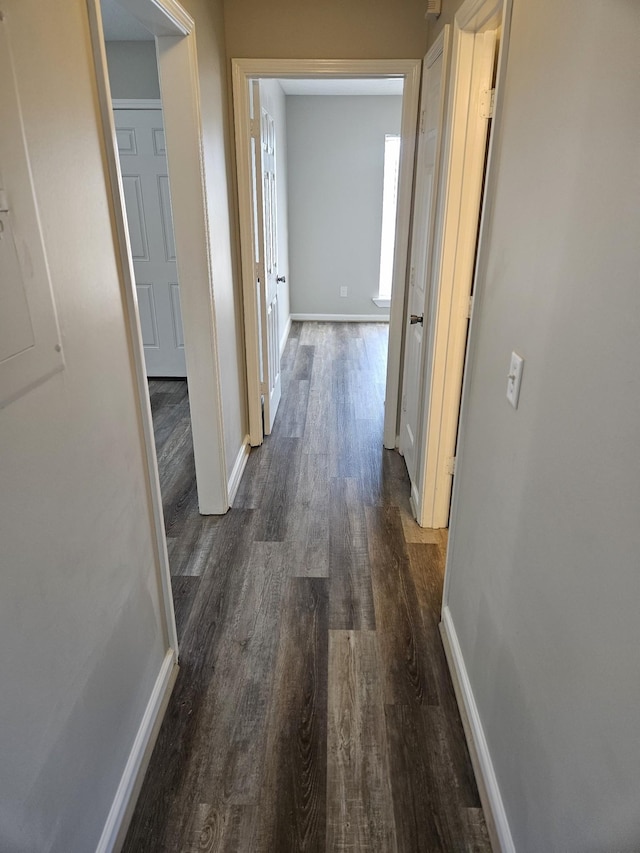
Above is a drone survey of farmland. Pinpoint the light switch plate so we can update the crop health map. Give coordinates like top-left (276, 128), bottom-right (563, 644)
top-left (506, 351), bottom-right (524, 409)
top-left (340, 286), bottom-right (348, 298)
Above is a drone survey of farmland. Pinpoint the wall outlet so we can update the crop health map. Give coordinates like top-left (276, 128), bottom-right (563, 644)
top-left (340, 286), bottom-right (348, 298)
top-left (506, 351), bottom-right (524, 409)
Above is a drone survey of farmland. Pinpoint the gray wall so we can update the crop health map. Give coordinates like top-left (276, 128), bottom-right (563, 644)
top-left (105, 40), bottom-right (160, 100)
top-left (442, 0), bottom-right (640, 850)
top-left (286, 95), bottom-right (402, 317)
top-left (259, 79), bottom-right (291, 350)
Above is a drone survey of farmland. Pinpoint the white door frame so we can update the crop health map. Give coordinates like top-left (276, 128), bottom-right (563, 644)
top-left (86, 0), bottom-right (230, 654)
top-left (415, 0), bottom-right (506, 528)
top-left (231, 58), bottom-right (422, 447)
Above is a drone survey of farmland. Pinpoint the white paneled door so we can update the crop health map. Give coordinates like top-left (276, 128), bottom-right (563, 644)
top-left (114, 108), bottom-right (186, 377)
top-left (251, 82), bottom-right (281, 434)
top-left (399, 40), bottom-right (448, 502)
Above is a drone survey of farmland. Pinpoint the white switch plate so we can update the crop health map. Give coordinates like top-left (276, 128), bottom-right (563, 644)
top-left (506, 351), bottom-right (524, 409)
top-left (340, 286), bottom-right (348, 298)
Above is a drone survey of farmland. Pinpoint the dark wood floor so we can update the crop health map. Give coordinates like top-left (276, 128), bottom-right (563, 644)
top-left (125, 322), bottom-right (490, 852)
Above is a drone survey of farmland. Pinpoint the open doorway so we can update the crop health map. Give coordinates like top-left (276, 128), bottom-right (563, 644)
top-left (255, 77), bottom-right (405, 439)
top-left (99, 3), bottom-right (201, 572)
top-left (232, 60), bottom-right (421, 451)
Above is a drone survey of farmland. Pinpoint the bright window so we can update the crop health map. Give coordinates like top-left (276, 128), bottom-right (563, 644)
top-left (377, 134), bottom-right (401, 302)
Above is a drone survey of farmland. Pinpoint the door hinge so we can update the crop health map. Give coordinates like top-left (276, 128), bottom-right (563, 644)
top-left (467, 294), bottom-right (474, 318)
top-left (420, 108), bottom-right (426, 134)
top-left (446, 457), bottom-right (456, 475)
top-left (479, 87), bottom-right (495, 119)
top-left (402, 393), bottom-right (407, 413)
top-left (250, 117), bottom-right (260, 138)
top-left (410, 267), bottom-right (415, 288)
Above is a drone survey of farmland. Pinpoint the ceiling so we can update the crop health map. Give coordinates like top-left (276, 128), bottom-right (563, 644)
top-left (100, 0), bottom-right (154, 41)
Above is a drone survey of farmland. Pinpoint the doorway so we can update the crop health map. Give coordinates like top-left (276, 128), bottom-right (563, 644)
top-left (410, 0), bottom-right (504, 528)
top-left (87, 0), bottom-right (230, 657)
top-left (232, 60), bottom-right (421, 450)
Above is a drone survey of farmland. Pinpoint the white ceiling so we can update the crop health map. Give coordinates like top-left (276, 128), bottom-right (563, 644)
top-left (100, 0), bottom-right (154, 41)
top-left (277, 78), bottom-right (404, 97)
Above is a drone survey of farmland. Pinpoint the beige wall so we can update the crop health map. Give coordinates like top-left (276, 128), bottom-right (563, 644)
top-left (444, 0), bottom-right (640, 849)
top-left (224, 0), bottom-right (429, 59)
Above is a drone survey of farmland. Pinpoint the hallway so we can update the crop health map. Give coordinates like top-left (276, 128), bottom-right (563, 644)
top-left (125, 322), bottom-right (490, 851)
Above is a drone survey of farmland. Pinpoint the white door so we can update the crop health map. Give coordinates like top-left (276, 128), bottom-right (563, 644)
top-left (251, 82), bottom-right (281, 434)
top-left (399, 37), bottom-right (449, 503)
top-left (114, 108), bottom-right (186, 377)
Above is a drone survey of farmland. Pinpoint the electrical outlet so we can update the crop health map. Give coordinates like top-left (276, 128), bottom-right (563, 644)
top-left (506, 351), bottom-right (524, 409)
top-left (340, 286), bottom-right (348, 298)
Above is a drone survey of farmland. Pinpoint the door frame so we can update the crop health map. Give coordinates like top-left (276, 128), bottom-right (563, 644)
top-left (87, 0), bottom-right (230, 654)
top-left (231, 58), bottom-right (422, 447)
top-left (415, 0), bottom-right (506, 528)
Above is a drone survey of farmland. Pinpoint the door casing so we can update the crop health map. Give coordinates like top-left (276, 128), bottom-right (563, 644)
top-left (415, 0), bottom-right (506, 529)
top-left (231, 58), bottom-right (422, 448)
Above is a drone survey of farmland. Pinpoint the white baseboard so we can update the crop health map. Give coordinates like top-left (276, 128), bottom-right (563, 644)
top-left (290, 313), bottom-right (390, 323)
top-left (280, 315), bottom-right (292, 357)
top-left (227, 435), bottom-right (250, 505)
top-left (409, 481), bottom-right (420, 523)
top-left (96, 648), bottom-right (178, 853)
top-left (440, 607), bottom-right (515, 853)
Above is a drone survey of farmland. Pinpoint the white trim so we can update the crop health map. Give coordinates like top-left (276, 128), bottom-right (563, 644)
top-left (232, 58), bottom-right (422, 78)
top-left (417, 0), bottom-right (503, 529)
top-left (111, 98), bottom-right (162, 110)
top-left (371, 297), bottom-right (391, 309)
top-left (231, 58), bottom-right (421, 449)
top-left (96, 649), bottom-right (179, 853)
top-left (290, 313), bottom-right (390, 323)
top-left (440, 608), bottom-right (515, 853)
top-left (155, 32), bottom-right (228, 512)
top-left (227, 436), bottom-right (250, 505)
top-left (409, 482), bottom-right (419, 521)
top-left (280, 315), bottom-right (292, 357)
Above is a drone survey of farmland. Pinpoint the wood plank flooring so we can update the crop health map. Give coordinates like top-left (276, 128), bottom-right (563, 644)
top-left (127, 322), bottom-right (490, 853)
